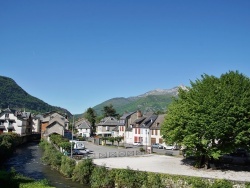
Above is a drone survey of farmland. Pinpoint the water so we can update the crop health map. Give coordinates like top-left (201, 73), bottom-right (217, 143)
top-left (5, 141), bottom-right (89, 188)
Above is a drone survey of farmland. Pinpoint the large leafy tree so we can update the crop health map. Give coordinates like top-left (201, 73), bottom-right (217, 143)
top-left (84, 107), bottom-right (96, 135)
top-left (102, 104), bottom-right (119, 118)
top-left (161, 71), bottom-right (250, 168)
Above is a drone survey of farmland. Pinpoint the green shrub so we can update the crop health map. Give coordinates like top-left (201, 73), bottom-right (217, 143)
top-left (114, 167), bottom-right (146, 188)
top-left (41, 142), bottom-right (62, 170)
top-left (147, 172), bottom-right (164, 188)
top-left (90, 166), bottom-right (115, 188)
top-left (0, 133), bottom-right (22, 163)
top-left (211, 179), bottom-right (233, 188)
top-left (20, 180), bottom-right (52, 188)
top-left (72, 158), bottom-right (94, 184)
top-left (139, 147), bottom-right (145, 152)
top-left (60, 156), bottom-right (76, 178)
top-left (0, 169), bottom-right (53, 188)
top-left (189, 177), bottom-right (209, 188)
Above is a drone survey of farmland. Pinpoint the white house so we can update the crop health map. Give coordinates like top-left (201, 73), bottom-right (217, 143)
top-left (75, 118), bottom-right (91, 137)
top-left (32, 114), bottom-right (42, 133)
top-left (0, 108), bottom-right (32, 136)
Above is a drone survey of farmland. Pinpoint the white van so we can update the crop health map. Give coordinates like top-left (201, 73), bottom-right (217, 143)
top-left (70, 140), bottom-right (85, 149)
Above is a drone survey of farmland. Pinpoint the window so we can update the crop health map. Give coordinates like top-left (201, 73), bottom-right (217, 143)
top-left (155, 130), bottom-right (158, 135)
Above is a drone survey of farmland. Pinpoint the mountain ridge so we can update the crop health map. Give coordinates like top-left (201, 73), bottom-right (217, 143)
top-left (91, 85), bottom-right (186, 116)
top-left (0, 75), bottom-right (72, 116)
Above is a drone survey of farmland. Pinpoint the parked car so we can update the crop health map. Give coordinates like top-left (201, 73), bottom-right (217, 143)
top-left (152, 143), bottom-right (164, 149)
top-left (162, 144), bottom-right (180, 150)
top-left (133, 142), bottom-right (143, 146)
top-left (220, 148), bottom-right (250, 165)
top-left (73, 148), bottom-right (90, 155)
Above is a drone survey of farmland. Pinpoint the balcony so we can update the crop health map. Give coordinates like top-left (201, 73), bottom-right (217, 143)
top-left (7, 125), bottom-right (15, 130)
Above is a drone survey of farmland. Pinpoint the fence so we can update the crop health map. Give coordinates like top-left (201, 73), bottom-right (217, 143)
top-left (73, 150), bottom-right (146, 160)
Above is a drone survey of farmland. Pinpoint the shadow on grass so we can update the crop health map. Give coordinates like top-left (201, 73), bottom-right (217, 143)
top-left (180, 157), bottom-right (250, 172)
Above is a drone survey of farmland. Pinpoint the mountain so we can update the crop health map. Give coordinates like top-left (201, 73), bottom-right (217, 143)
top-left (92, 86), bottom-right (186, 116)
top-left (0, 76), bottom-right (72, 116)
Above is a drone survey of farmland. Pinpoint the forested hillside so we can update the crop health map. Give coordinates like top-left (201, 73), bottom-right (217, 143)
top-left (92, 90), bottom-right (178, 116)
top-left (0, 76), bottom-right (71, 115)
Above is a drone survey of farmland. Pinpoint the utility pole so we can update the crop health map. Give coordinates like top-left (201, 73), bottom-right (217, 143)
top-left (71, 115), bottom-right (74, 158)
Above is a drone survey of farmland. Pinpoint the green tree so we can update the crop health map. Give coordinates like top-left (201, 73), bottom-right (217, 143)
top-left (84, 107), bottom-right (96, 135)
top-left (115, 136), bottom-right (123, 147)
top-left (102, 104), bottom-right (119, 118)
top-left (107, 137), bottom-right (115, 145)
top-left (161, 71), bottom-right (250, 168)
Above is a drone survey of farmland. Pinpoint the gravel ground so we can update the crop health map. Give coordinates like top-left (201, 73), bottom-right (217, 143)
top-left (93, 154), bottom-right (250, 182)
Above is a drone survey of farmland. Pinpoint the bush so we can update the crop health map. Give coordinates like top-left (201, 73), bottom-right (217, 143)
top-left (41, 141), bottom-right (63, 170)
top-left (114, 168), bottom-right (147, 188)
top-left (0, 133), bottom-right (22, 163)
top-left (20, 180), bottom-right (52, 188)
top-left (72, 158), bottom-right (94, 184)
top-left (90, 166), bottom-right (115, 188)
top-left (211, 179), bottom-right (233, 188)
top-left (147, 172), bottom-right (164, 188)
top-left (60, 156), bottom-right (76, 178)
top-left (139, 147), bottom-right (145, 152)
top-left (0, 169), bottom-right (52, 188)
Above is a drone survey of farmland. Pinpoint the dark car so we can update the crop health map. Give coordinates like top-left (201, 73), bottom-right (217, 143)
top-left (220, 148), bottom-right (250, 165)
top-left (152, 143), bottom-right (164, 149)
top-left (72, 149), bottom-right (89, 155)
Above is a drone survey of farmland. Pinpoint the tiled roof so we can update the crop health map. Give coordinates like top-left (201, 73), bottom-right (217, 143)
top-left (96, 116), bottom-right (119, 126)
top-left (150, 114), bottom-right (165, 130)
top-left (139, 114), bottom-right (158, 128)
top-left (75, 119), bottom-right (91, 129)
top-left (120, 111), bottom-right (136, 120)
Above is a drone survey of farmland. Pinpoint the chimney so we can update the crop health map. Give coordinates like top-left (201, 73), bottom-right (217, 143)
top-left (137, 110), bottom-right (142, 119)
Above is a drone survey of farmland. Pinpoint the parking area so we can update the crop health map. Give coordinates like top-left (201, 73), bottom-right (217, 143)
top-left (82, 141), bottom-right (182, 158)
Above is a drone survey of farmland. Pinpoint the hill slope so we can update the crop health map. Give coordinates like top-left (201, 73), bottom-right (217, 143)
top-left (92, 86), bottom-right (184, 115)
top-left (0, 76), bottom-right (71, 115)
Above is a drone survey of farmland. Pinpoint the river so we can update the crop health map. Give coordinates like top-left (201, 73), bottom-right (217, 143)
top-left (5, 141), bottom-right (89, 188)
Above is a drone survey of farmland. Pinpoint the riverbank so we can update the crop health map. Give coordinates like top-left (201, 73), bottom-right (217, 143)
top-left (0, 169), bottom-right (52, 188)
top-left (5, 141), bottom-right (87, 188)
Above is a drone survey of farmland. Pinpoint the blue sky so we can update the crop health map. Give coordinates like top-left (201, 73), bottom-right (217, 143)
top-left (1, 0), bottom-right (250, 114)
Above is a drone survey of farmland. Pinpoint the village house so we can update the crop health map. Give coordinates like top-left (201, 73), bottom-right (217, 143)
top-left (123, 112), bottom-right (166, 146)
top-left (125, 111), bottom-right (145, 144)
top-left (133, 114), bottom-right (158, 146)
top-left (41, 111), bottom-right (69, 138)
top-left (118, 111), bottom-right (137, 138)
top-left (150, 114), bottom-right (165, 144)
top-left (0, 108), bottom-right (32, 136)
top-left (32, 114), bottom-right (43, 133)
top-left (75, 118), bottom-right (91, 138)
top-left (95, 116), bottom-right (120, 137)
